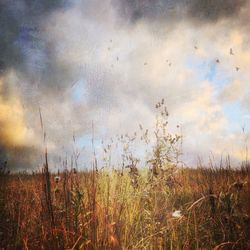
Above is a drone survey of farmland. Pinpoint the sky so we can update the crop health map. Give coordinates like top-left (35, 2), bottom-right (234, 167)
top-left (0, 0), bottom-right (250, 171)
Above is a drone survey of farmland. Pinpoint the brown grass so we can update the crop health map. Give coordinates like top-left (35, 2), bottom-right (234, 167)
top-left (0, 101), bottom-right (249, 249)
top-left (0, 164), bottom-right (249, 250)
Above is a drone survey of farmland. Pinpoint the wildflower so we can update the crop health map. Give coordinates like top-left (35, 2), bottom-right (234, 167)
top-left (54, 176), bottom-right (61, 183)
top-left (172, 210), bottom-right (182, 218)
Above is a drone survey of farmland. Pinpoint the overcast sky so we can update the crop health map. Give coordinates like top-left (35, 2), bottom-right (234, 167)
top-left (0, 0), bottom-right (250, 170)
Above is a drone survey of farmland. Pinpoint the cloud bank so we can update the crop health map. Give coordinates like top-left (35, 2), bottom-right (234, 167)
top-left (0, 0), bottom-right (250, 170)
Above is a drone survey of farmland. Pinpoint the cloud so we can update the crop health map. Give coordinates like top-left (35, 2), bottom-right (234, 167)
top-left (220, 80), bottom-right (245, 103)
top-left (0, 71), bottom-right (41, 170)
top-left (0, 0), bottom-right (64, 73)
top-left (0, 73), bottom-right (27, 146)
top-left (217, 29), bottom-right (250, 110)
top-left (44, 4), bottom-right (234, 163)
top-left (0, 0), bottom-right (250, 170)
top-left (113, 0), bottom-right (247, 25)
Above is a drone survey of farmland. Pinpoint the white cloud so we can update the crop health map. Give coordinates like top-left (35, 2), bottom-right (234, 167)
top-left (33, 1), bottom-right (250, 166)
top-left (3, 0), bottom-right (249, 169)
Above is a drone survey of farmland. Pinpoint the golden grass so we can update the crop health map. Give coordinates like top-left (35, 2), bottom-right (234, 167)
top-left (0, 165), bottom-right (249, 249)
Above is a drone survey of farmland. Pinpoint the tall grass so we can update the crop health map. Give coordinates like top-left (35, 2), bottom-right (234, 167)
top-left (0, 101), bottom-right (249, 249)
top-left (1, 164), bottom-right (249, 249)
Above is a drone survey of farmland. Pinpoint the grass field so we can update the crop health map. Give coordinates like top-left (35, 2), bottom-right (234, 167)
top-left (0, 103), bottom-right (249, 250)
top-left (0, 163), bottom-right (249, 249)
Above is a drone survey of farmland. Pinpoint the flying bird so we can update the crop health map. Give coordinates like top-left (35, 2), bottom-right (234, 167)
top-left (216, 59), bottom-right (220, 63)
top-left (71, 80), bottom-right (78, 88)
top-left (236, 67), bottom-right (240, 71)
top-left (194, 46), bottom-right (198, 50)
top-left (144, 62), bottom-right (147, 66)
top-left (230, 48), bottom-right (234, 55)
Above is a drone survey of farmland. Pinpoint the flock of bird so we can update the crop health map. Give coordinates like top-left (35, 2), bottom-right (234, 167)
top-left (214, 47), bottom-right (240, 71)
top-left (107, 39), bottom-right (240, 72)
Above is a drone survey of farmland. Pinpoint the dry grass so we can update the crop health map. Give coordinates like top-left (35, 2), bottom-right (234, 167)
top-left (0, 163), bottom-right (249, 249)
top-left (0, 101), bottom-right (249, 249)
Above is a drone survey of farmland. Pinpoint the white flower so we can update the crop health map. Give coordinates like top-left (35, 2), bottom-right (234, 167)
top-left (172, 210), bottom-right (182, 218)
top-left (54, 176), bottom-right (61, 183)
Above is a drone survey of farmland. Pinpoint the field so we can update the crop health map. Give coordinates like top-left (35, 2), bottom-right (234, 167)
top-left (0, 103), bottom-right (250, 250)
top-left (1, 0), bottom-right (250, 249)
top-left (0, 162), bottom-right (249, 250)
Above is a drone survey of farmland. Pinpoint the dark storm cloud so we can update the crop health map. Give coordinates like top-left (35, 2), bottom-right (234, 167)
top-left (0, 0), bottom-right (81, 99)
top-left (0, 0), bottom-right (64, 73)
top-left (0, 2), bottom-right (21, 72)
top-left (113, 0), bottom-right (247, 24)
top-left (188, 0), bottom-right (246, 21)
top-left (0, 0), bottom-right (66, 170)
top-left (6, 2), bottom-right (86, 100)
